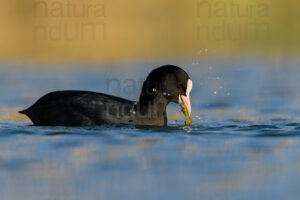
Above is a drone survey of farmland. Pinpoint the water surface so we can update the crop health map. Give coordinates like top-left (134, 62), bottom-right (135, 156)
top-left (1, 59), bottom-right (300, 200)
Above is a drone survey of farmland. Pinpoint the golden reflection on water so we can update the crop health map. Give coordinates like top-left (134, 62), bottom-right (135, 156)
top-left (0, 107), bottom-right (28, 122)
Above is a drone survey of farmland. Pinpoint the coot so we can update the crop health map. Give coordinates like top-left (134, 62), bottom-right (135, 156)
top-left (19, 65), bottom-right (193, 126)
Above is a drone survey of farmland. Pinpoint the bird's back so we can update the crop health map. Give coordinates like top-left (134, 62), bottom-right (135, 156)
top-left (20, 90), bottom-right (135, 126)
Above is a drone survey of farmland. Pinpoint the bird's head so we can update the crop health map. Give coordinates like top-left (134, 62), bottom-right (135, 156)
top-left (141, 65), bottom-right (193, 124)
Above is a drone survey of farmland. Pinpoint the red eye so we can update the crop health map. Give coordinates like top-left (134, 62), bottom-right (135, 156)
top-left (177, 82), bottom-right (182, 88)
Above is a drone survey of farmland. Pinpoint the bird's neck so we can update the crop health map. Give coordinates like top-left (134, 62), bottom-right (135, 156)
top-left (135, 93), bottom-right (169, 125)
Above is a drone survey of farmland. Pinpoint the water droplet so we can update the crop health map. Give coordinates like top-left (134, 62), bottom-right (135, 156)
top-left (152, 88), bottom-right (156, 92)
top-left (195, 115), bottom-right (202, 120)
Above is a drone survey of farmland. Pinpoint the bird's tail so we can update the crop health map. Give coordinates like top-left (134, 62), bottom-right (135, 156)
top-left (19, 109), bottom-right (28, 114)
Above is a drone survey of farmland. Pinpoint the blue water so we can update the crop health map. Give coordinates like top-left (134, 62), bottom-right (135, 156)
top-left (1, 58), bottom-right (300, 200)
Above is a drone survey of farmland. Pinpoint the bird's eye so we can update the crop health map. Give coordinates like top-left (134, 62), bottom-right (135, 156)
top-left (177, 82), bottom-right (182, 88)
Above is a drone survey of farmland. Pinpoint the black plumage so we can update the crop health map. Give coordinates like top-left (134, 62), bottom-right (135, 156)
top-left (20, 65), bottom-right (192, 126)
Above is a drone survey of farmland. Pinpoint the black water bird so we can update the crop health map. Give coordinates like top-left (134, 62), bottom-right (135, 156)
top-left (19, 65), bottom-right (193, 126)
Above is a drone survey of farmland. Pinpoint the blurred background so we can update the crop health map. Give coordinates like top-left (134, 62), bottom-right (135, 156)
top-left (1, 1), bottom-right (300, 200)
top-left (1, 0), bottom-right (300, 125)
top-left (0, 0), bottom-right (299, 63)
